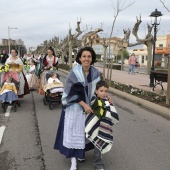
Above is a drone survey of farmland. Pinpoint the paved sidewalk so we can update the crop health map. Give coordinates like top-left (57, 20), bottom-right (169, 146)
top-left (96, 66), bottom-right (167, 95)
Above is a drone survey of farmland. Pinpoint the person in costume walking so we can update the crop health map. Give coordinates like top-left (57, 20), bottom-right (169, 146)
top-left (54, 47), bottom-right (103, 170)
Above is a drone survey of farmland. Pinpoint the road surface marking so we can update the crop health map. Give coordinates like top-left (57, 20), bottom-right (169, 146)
top-left (5, 106), bottom-right (12, 117)
top-left (0, 126), bottom-right (6, 145)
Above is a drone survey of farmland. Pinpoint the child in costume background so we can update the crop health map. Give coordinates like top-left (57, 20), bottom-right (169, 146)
top-left (47, 72), bottom-right (63, 93)
top-left (0, 76), bottom-right (18, 103)
top-left (47, 72), bottom-right (62, 84)
top-left (25, 59), bottom-right (39, 90)
top-left (43, 72), bottom-right (64, 95)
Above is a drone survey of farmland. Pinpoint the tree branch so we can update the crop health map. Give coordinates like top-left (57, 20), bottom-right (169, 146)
top-left (73, 21), bottom-right (82, 39)
top-left (128, 42), bottom-right (142, 47)
top-left (131, 16), bottom-right (153, 43)
top-left (109, 0), bottom-right (135, 55)
top-left (119, 0), bottom-right (135, 11)
top-left (160, 0), bottom-right (170, 12)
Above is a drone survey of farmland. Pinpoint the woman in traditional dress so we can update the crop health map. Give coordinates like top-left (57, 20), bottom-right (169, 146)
top-left (5, 49), bottom-right (30, 98)
top-left (37, 47), bottom-right (58, 95)
top-left (54, 47), bottom-right (106, 170)
top-left (25, 59), bottom-right (39, 90)
top-left (23, 53), bottom-right (32, 65)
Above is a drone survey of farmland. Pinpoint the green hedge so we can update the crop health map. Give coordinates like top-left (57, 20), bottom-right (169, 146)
top-left (106, 64), bottom-right (121, 70)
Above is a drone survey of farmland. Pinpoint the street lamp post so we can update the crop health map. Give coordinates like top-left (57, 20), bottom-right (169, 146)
top-left (8, 27), bottom-right (17, 54)
top-left (149, 9), bottom-right (163, 87)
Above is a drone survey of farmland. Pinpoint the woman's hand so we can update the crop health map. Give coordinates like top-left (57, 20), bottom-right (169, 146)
top-left (83, 104), bottom-right (93, 114)
top-left (107, 95), bottom-right (113, 104)
top-left (79, 101), bottom-right (93, 114)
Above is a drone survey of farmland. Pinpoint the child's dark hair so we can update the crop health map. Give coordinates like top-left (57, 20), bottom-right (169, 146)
top-left (51, 72), bottom-right (57, 77)
top-left (96, 80), bottom-right (109, 90)
top-left (6, 76), bottom-right (13, 82)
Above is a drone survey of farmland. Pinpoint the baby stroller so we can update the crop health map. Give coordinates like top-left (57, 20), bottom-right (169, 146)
top-left (43, 70), bottom-right (63, 110)
top-left (0, 71), bottom-right (20, 113)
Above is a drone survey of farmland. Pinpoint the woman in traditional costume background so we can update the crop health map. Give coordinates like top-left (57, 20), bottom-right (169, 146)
top-left (37, 47), bottom-right (58, 95)
top-left (5, 49), bottom-right (30, 98)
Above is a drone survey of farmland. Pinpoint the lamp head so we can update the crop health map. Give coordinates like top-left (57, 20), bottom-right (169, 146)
top-left (150, 9), bottom-right (163, 18)
top-left (150, 9), bottom-right (163, 25)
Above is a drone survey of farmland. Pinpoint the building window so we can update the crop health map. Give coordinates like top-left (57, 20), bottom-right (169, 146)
top-left (142, 56), bottom-right (144, 63)
top-left (155, 54), bottom-right (162, 61)
top-left (159, 44), bottom-right (163, 47)
top-left (146, 56), bottom-right (147, 61)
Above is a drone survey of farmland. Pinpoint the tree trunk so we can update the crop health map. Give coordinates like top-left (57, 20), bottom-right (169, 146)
top-left (62, 51), bottom-right (64, 64)
top-left (103, 46), bottom-right (107, 80)
top-left (146, 42), bottom-right (153, 74)
top-left (73, 51), bottom-right (76, 62)
top-left (109, 59), bottom-right (113, 85)
top-left (69, 40), bottom-right (72, 69)
top-left (121, 48), bottom-right (124, 71)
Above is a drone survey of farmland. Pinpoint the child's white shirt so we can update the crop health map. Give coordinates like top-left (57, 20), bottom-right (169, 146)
top-left (47, 77), bottom-right (61, 84)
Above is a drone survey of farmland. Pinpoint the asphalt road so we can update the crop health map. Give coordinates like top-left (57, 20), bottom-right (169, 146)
top-left (0, 71), bottom-right (170, 170)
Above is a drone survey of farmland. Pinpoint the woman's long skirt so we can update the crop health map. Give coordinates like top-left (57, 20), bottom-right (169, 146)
top-left (37, 72), bottom-right (45, 95)
top-left (54, 109), bottom-right (85, 159)
top-left (26, 73), bottom-right (39, 90)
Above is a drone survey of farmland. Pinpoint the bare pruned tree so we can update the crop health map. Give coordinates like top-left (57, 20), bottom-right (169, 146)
top-left (68, 21), bottom-right (82, 68)
top-left (160, 0), bottom-right (170, 12)
top-left (123, 16), bottom-right (154, 74)
top-left (123, 28), bottom-right (131, 43)
top-left (110, 0), bottom-right (135, 36)
top-left (108, 0), bottom-right (135, 56)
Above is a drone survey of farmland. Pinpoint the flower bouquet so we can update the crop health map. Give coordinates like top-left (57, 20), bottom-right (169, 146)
top-left (50, 67), bottom-right (56, 70)
top-left (22, 58), bottom-right (30, 71)
top-left (22, 58), bottom-right (27, 65)
top-left (0, 64), bottom-right (10, 73)
top-left (50, 66), bottom-right (57, 71)
top-left (24, 64), bottom-right (30, 71)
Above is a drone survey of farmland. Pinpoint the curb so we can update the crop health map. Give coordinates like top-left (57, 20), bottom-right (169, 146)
top-left (59, 68), bottom-right (170, 119)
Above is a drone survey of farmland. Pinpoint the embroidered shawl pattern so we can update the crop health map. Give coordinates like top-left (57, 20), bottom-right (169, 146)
top-left (44, 55), bottom-right (57, 69)
top-left (63, 64), bottom-right (100, 149)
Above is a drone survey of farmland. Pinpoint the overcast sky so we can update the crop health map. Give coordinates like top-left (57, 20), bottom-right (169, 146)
top-left (0, 0), bottom-right (170, 49)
